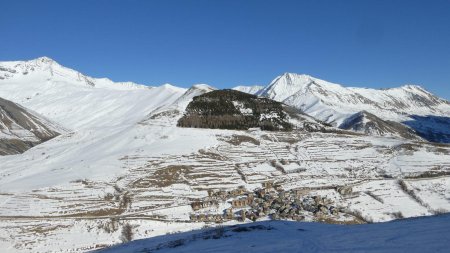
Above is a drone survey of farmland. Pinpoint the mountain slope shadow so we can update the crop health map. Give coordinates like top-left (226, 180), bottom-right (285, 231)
top-left (403, 115), bottom-right (450, 143)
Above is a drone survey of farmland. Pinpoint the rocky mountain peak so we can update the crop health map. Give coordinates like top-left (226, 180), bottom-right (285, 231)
top-left (35, 56), bottom-right (55, 64)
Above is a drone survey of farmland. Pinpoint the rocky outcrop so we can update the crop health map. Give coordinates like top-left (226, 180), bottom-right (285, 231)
top-left (0, 97), bottom-right (62, 155)
top-left (340, 111), bottom-right (421, 140)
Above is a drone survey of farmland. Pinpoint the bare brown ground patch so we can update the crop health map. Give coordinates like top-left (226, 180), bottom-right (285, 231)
top-left (225, 135), bottom-right (260, 146)
top-left (316, 217), bottom-right (365, 225)
top-left (23, 224), bottom-right (72, 235)
top-left (133, 165), bottom-right (193, 188)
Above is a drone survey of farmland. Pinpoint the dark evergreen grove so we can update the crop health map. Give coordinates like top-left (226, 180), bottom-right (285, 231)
top-left (177, 89), bottom-right (293, 131)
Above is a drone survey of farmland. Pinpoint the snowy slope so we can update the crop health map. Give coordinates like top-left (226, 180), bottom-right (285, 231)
top-left (233, 85), bottom-right (264, 94)
top-left (0, 57), bottom-right (187, 129)
top-left (142, 84), bottom-right (216, 124)
top-left (98, 214), bottom-right (450, 253)
top-left (0, 57), bottom-right (201, 189)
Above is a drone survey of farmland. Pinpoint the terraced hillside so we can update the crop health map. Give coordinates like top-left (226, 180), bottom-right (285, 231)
top-left (0, 113), bottom-right (449, 252)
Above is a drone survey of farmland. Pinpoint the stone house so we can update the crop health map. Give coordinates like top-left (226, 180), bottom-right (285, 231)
top-left (256, 188), bottom-right (267, 198)
top-left (336, 186), bottom-right (352, 195)
top-left (274, 183), bottom-right (284, 191)
top-left (198, 213), bottom-right (207, 221)
top-left (190, 200), bottom-right (218, 211)
top-left (247, 212), bottom-right (258, 221)
top-left (329, 206), bottom-right (339, 215)
top-left (293, 189), bottom-right (308, 197)
top-left (191, 202), bottom-right (202, 211)
top-left (278, 191), bottom-right (288, 199)
top-left (207, 214), bottom-right (223, 223)
top-left (239, 209), bottom-right (247, 221)
top-left (261, 181), bottom-right (273, 189)
top-left (231, 196), bottom-right (254, 208)
top-left (218, 190), bottom-right (228, 199)
top-left (292, 215), bottom-right (305, 221)
top-left (224, 208), bottom-right (234, 219)
top-left (313, 196), bottom-right (324, 205)
top-left (229, 187), bottom-right (247, 197)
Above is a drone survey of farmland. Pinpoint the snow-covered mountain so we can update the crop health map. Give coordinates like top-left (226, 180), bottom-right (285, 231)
top-left (0, 57), bottom-right (150, 90)
top-left (236, 73), bottom-right (450, 142)
top-left (0, 57), bottom-right (210, 190)
top-left (0, 97), bottom-right (63, 155)
top-left (0, 58), bottom-right (449, 253)
top-left (0, 57), bottom-right (187, 129)
top-left (257, 73), bottom-right (450, 124)
top-left (2, 58), bottom-right (449, 141)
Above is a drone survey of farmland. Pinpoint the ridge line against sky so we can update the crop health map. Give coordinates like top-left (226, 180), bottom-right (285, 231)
top-left (1, 0), bottom-right (449, 99)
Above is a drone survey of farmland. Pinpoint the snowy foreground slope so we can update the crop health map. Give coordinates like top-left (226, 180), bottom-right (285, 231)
top-left (98, 214), bottom-right (450, 253)
top-left (0, 57), bottom-right (449, 252)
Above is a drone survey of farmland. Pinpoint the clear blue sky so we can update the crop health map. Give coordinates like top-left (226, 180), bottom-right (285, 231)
top-left (1, 0), bottom-right (449, 99)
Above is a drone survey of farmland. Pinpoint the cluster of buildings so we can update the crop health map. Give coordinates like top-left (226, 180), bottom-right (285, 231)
top-left (189, 181), bottom-right (342, 223)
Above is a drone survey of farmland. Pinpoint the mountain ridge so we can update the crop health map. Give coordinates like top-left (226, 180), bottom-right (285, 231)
top-left (0, 56), bottom-right (152, 90)
top-left (240, 72), bottom-right (450, 142)
top-left (2, 57), bottom-right (449, 142)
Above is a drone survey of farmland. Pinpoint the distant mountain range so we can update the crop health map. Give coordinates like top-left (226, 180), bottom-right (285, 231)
top-left (234, 73), bottom-right (450, 142)
top-left (2, 57), bottom-right (449, 143)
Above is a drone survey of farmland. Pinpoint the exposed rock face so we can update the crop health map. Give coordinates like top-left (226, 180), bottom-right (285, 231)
top-left (177, 89), bottom-right (293, 131)
top-left (340, 111), bottom-right (420, 140)
top-left (0, 97), bottom-right (62, 155)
